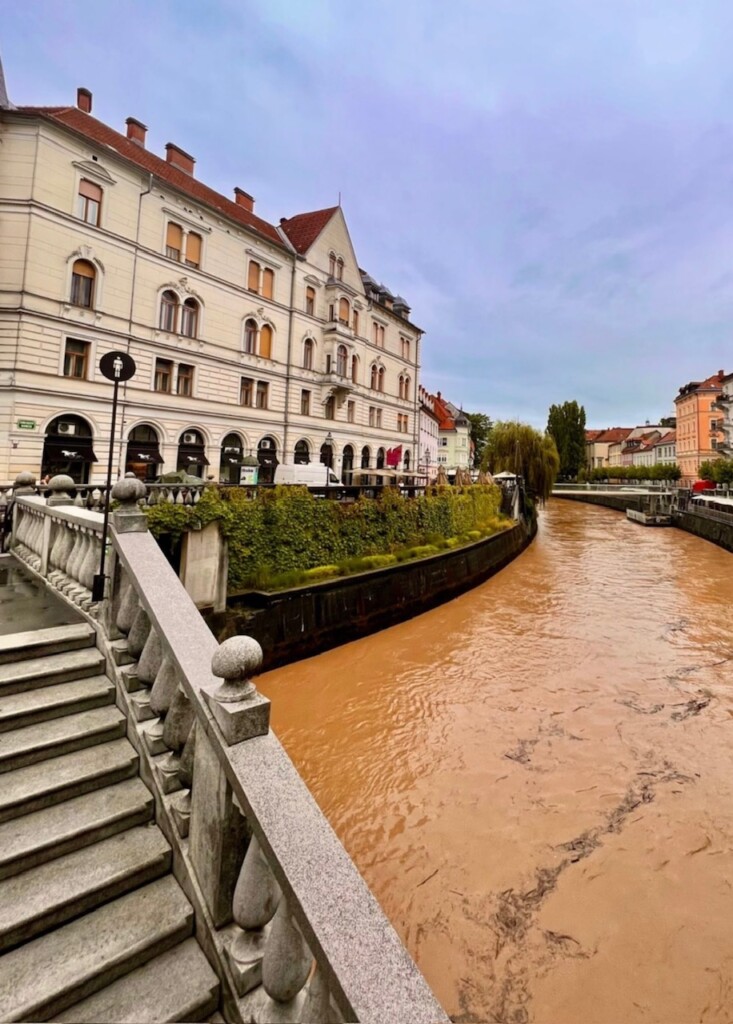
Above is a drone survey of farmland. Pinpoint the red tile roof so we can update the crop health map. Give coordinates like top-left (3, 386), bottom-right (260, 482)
top-left (12, 104), bottom-right (285, 247)
top-left (588, 427), bottom-right (634, 444)
top-left (279, 207), bottom-right (339, 255)
top-left (653, 430), bottom-right (676, 447)
top-left (428, 392), bottom-right (459, 431)
top-left (586, 430), bottom-right (603, 442)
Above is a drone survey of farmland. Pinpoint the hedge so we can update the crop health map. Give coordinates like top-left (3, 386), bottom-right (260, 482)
top-left (145, 484), bottom-right (504, 590)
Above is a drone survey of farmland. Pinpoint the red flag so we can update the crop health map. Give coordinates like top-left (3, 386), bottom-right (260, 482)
top-left (386, 445), bottom-right (402, 468)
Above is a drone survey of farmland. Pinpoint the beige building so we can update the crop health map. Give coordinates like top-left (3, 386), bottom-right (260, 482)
top-left (0, 83), bottom-right (422, 485)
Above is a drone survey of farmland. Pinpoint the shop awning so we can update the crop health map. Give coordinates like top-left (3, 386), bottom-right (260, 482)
top-left (43, 436), bottom-right (98, 463)
top-left (178, 446), bottom-right (210, 466)
top-left (220, 446), bottom-right (244, 465)
top-left (126, 443), bottom-right (164, 465)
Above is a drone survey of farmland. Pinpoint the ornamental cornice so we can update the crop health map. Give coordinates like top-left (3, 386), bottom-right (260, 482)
top-left (72, 159), bottom-right (117, 186)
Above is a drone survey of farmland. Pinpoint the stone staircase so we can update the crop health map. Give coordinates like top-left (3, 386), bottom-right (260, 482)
top-left (0, 622), bottom-right (221, 1023)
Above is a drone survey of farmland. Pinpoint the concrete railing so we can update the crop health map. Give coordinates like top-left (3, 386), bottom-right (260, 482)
top-left (10, 474), bottom-right (447, 1024)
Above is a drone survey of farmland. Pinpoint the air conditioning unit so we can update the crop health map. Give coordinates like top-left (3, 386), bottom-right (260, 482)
top-left (183, 432), bottom-right (199, 445)
top-left (58, 422), bottom-right (77, 435)
top-left (260, 438), bottom-right (272, 450)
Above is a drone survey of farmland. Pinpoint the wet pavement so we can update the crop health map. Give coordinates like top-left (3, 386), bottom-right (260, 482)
top-left (0, 555), bottom-right (81, 635)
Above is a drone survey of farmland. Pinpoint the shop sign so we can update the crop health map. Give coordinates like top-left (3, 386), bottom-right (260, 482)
top-left (16, 420), bottom-right (36, 430)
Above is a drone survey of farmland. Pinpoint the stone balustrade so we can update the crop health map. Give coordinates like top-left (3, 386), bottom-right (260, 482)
top-left (9, 472), bottom-right (448, 1023)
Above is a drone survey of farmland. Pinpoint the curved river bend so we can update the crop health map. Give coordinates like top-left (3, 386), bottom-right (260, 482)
top-left (258, 499), bottom-right (733, 1024)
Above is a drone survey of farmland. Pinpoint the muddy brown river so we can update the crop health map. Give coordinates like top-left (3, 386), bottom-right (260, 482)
top-left (258, 499), bottom-right (733, 1023)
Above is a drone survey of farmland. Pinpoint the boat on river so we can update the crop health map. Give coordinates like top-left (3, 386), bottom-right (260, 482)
top-left (626, 493), bottom-right (672, 526)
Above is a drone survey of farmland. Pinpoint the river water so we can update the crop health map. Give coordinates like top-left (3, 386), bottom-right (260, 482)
top-left (257, 500), bottom-right (733, 1023)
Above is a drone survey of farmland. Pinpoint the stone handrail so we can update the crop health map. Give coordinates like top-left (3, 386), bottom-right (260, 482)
top-left (10, 474), bottom-right (448, 1023)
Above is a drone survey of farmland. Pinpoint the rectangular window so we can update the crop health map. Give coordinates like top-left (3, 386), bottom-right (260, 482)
top-left (369, 406), bottom-right (375, 427)
top-left (256, 381), bottom-right (269, 409)
top-left (325, 396), bottom-right (335, 420)
top-left (185, 232), bottom-right (202, 269)
top-left (262, 268), bottom-right (274, 299)
top-left (248, 261), bottom-right (260, 293)
top-left (305, 286), bottom-right (315, 315)
top-left (376, 408), bottom-right (382, 428)
top-left (166, 222), bottom-right (183, 261)
top-left (401, 337), bottom-right (410, 360)
top-left (177, 363), bottom-right (194, 397)
top-left (77, 179), bottom-right (102, 226)
top-left (301, 389), bottom-right (311, 416)
top-left (63, 338), bottom-right (89, 379)
top-left (353, 310), bottom-right (359, 335)
top-left (347, 400), bottom-right (355, 423)
top-left (154, 358), bottom-right (173, 393)
top-left (240, 377), bottom-right (253, 406)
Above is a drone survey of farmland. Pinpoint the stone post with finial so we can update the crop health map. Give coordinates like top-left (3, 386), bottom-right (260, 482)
top-left (111, 472), bottom-right (147, 534)
top-left (46, 474), bottom-right (75, 507)
top-left (204, 636), bottom-right (271, 745)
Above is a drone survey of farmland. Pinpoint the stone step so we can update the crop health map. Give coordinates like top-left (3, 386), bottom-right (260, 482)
top-left (0, 738), bottom-right (138, 825)
top-left (0, 777), bottom-right (153, 881)
top-left (0, 623), bottom-right (95, 665)
top-left (0, 674), bottom-right (114, 734)
top-left (0, 875), bottom-right (194, 1022)
top-left (0, 825), bottom-right (171, 953)
top-left (0, 705), bottom-right (126, 775)
top-left (0, 648), bottom-right (105, 696)
top-left (53, 937), bottom-right (220, 1023)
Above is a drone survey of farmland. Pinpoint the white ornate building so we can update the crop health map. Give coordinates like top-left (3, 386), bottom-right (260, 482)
top-left (0, 81), bottom-right (422, 485)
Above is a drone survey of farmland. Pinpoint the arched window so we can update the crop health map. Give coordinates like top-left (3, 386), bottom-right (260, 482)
top-left (220, 432), bottom-right (244, 485)
top-left (398, 375), bottom-right (405, 400)
top-left (248, 260), bottom-right (261, 293)
top-left (338, 297), bottom-right (350, 324)
top-left (244, 318), bottom-right (258, 355)
top-left (70, 259), bottom-right (95, 308)
top-left (342, 444), bottom-right (354, 484)
top-left (351, 354), bottom-right (358, 384)
top-left (361, 446), bottom-right (370, 469)
top-left (303, 338), bottom-right (314, 370)
top-left (336, 257), bottom-right (344, 281)
top-left (336, 344), bottom-right (348, 376)
top-left (370, 364), bottom-right (378, 389)
top-left (160, 290), bottom-right (179, 332)
top-left (42, 414), bottom-right (97, 485)
top-left (294, 439), bottom-right (310, 465)
top-left (305, 286), bottom-right (315, 315)
top-left (404, 376), bottom-right (411, 400)
top-left (262, 268), bottom-right (274, 300)
top-left (260, 324), bottom-right (273, 360)
top-left (328, 252), bottom-right (336, 277)
top-left (257, 436), bottom-right (278, 484)
top-left (180, 298), bottom-right (199, 338)
top-left (78, 180), bottom-right (102, 225)
top-left (126, 424), bottom-right (162, 482)
top-left (177, 428), bottom-right (208, 478)
top-left (320, 442), bottom-right (334, 469)
top-left (378, 366), bottom-right (385, 393)
top-left (404, 450), bottom-right (411, 471)
top-left (376, 448), bottom-right (386, 470)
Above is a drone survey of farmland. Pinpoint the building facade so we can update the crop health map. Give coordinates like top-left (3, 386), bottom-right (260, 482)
top-left (0, 85), bottom-right (422, 486)
top-left (713, 372), bottom-right (733, 458)
top-left (428, 392), bottom-right (472, 477)
top-left (418, 386), bottom-right (440, 478)
top-left (585, 427), bottom-right (633, 469)
top-left (674, 371), bottom-right (726, 485)
top-left (652, 430), bottom-right (676, 466)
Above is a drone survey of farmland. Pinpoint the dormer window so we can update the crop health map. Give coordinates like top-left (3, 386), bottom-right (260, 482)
top-left (77, 180), bottom-right (102, 226)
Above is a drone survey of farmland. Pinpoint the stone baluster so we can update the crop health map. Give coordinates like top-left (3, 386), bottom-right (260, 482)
top-left (130, 627), bottom-right (162, 723)
top-left (169, 724), bottom-right (196, 836)
top-left (49, 519), bottom-right (75, 576)
top-left (116, 571), bottom-right (138, 635)
top-left (300, 963), bottom-right (341, 1023)
top-left (260, 896), bottom-right (313, 1014)
top-left (65, 526), bottom-right (86, 585)
top-left (79, 530), bottom-right (100, 592)
top-left (127, 606), bottom-right (151, 661)
top-left (226, 836), bottom-right (282, 995)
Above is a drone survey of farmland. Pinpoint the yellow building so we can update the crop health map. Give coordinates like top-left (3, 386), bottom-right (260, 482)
top-left (0, 83), bottom-right (422, 485)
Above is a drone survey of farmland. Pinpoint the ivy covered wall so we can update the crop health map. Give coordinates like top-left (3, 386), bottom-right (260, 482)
top-left (145, 484), bottom-right (504, 590)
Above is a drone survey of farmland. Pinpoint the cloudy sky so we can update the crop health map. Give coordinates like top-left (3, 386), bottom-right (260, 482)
top-left (5, 1), bottom-right (733, 427)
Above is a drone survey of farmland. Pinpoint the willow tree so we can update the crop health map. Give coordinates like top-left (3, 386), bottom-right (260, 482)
top-left (481, 421), bottom-right (560, 504)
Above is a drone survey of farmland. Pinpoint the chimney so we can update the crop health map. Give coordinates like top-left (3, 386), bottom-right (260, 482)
top-left (77, 87), bottom-right (92, 113)
top-left (719, 369), bottom-right (725, 380)
top-left (126, 117), bottom-right (147, 147)
top-left (165, 143), bottom-right (195, 176)
top-left (234, 187), bottom-right (254, 212)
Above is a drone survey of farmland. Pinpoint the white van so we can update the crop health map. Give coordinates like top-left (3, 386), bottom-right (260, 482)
top-left (273, 463), bottom-right (341, 487)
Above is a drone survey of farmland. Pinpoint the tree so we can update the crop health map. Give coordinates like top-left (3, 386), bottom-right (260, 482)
top-left (700, 458), bottom-right (733, 485)
top-left (466, 412), bottom-right (493, 468)
top-left (482, 421), bottom-right (560, 503)
top-left (546, 401), bottom-right (587, 479)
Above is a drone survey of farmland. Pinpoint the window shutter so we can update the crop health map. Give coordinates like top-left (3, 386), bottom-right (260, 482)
top-left (79, 179), bottom-right (102, 201)
top-left (248, 261), bottom-right (260, 292)
top-left (260, 324), bottom-right (272, 359)
top-left (186, 232), bottom-right (202, 266)
top-left (166, 222), bottom-right (183, 250)
top-left (262, 268), bottom-right (274, 299)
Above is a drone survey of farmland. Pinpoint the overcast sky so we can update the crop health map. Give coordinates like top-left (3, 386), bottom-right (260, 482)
top-left (4, 1), bottom-right (733, 427)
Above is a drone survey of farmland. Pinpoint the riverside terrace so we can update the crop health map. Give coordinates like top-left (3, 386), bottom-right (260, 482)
top-left (0, 473), bottom-right (449, 1023)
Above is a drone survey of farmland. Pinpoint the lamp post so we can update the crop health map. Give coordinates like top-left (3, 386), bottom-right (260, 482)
top-left (93, 350), bottom-right (137, 602)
